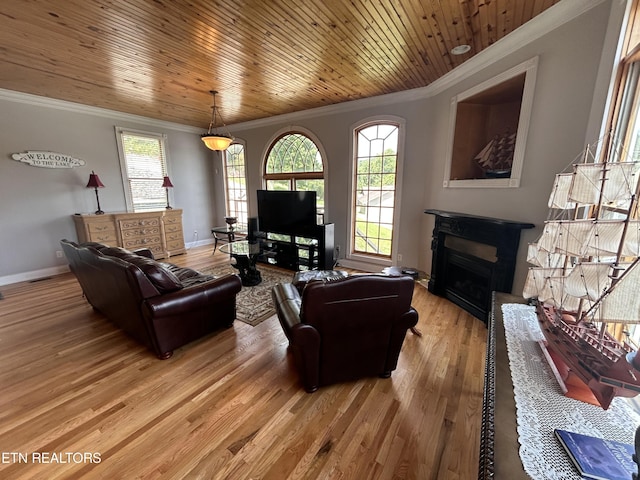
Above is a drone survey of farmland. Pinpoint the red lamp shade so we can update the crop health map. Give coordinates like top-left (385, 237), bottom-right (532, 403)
top-left (86, 171), bottom-right (105, 188)
top-left (161, 176), bottom-right (174, 188)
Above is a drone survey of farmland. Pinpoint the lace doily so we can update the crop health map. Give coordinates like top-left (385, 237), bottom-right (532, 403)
top-left (502, 303), bottom-right (640, 479)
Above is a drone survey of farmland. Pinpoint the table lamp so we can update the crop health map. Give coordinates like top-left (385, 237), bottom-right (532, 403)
top-left (86, 171), bottom-right (105, 214)
top-left (162, 176), bottom-right (174, 209)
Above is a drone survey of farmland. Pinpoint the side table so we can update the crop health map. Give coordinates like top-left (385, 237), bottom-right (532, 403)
top-left (211, 225), bottom-right (245, 253)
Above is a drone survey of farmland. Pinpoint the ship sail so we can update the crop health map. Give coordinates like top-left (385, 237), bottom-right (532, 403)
top-left (523, 144), bottom-right (640, 323)
top-left (523, 137), bottom-right (640, 409)
top-left (585, 260), bottom-right (640, 324)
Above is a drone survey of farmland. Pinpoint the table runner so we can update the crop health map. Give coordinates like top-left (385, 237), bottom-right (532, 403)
top-left (502, 303), bottom-right (640, 479)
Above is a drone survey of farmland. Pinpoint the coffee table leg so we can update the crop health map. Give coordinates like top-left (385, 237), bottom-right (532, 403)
top-left (231, 256), bottom-right (262, 286)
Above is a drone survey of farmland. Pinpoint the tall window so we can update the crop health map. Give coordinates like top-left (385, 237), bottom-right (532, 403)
top-left (264, 132), bottom-right (325, 219)
top-left (607, 0), bottom-right (640, 345)
top-left (351, 122), bottom-right (400, 260)
top-left (223, 143), bottom-right (248, 228)
top-left (116, 127), bottom-right (169, 212)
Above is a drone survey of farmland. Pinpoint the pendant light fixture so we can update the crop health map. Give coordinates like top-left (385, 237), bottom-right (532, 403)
top-left (201, 90), bottom-right (233, 151)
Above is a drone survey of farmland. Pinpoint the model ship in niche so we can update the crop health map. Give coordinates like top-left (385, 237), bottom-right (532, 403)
top-left (474, 130), bottom-right (516, 178)
top-left (523, 134), bottom-right (640, 409)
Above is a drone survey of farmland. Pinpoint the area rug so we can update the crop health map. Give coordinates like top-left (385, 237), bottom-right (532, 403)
top-left (200, 263), bottom-right (293, 326)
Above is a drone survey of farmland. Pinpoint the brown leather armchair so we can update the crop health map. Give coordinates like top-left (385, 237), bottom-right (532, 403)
top-left (272, 274), bottom-right (419, 392)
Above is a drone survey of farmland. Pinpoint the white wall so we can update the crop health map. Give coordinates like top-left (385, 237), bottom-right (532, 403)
top-left (421, 0), bottom-right (622, 293)
top-left (0, 96), bottom-right (220, 284)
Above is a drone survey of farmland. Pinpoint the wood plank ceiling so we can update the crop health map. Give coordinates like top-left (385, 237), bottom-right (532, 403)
top-left (0, 0), bottom-right (560, 129)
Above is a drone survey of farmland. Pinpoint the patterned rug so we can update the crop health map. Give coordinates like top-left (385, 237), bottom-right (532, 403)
top-left (201, 263), bottom-right (294, 326)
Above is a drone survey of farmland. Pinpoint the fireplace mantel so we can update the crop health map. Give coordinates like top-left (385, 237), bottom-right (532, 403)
top-left (424, 209), bottom-right (534, 322)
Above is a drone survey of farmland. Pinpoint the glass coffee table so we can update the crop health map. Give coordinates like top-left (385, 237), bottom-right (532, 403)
top-left (219, 240), bottom-right (262, 286)
top-left (211, 225), bottom-right (246, 253)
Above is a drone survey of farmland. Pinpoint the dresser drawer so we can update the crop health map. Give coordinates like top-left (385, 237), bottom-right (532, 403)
top-left (88, 222), bottom-right (116, 234)
top-left (163, 214), bottom-right (181, 226)
top-left (164, 223), bottom-right (182, 234)
top-left (119, 217), bottom-right (161, 230)
top-left (122, 235), bottom-right (162, 250)
top-left (166, 239), bottom-right (186, 253)
top-left (89, 232), bottom-right (118, 244)
top-left (121, 226), bottom-right (162, 238)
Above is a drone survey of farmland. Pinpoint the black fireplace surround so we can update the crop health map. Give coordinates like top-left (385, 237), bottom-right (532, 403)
top-left (425, 210), bottom-right (534, 323)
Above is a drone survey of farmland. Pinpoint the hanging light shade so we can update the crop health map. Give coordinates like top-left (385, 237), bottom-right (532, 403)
top-left (201, 90), bottom-right (233, 151)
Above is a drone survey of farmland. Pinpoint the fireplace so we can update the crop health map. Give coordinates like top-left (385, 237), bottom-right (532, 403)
top-left (425, 210), bottom-right (534, 323)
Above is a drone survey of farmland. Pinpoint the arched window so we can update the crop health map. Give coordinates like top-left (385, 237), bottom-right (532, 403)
top-left (350, 120), bottom-right (403, 262)
top-left (223, 142), bottom-right (248, 228)
top-left (264, 132), bottom-right (325, 219)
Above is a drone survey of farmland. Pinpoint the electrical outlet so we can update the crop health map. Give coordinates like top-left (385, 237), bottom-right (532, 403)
top-left (56, 250), bottom-right (63, 258)
top-left (398, 253), bottom-right (403, 262)
top-left (194, 230), bottom-right (197, 236)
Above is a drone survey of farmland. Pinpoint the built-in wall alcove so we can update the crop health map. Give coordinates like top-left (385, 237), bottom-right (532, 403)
top-left (443, 57), bottom-right (538, 188)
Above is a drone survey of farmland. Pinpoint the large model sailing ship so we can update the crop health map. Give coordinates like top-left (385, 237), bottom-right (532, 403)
top-left (523, 135), bottom-right (640, 409)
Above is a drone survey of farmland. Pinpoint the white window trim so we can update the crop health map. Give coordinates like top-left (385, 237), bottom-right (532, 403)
top-left (260, 125), bottom-right (329, 219)
top-left (115, 126), bottom-right (170, 212)
top-left (344, 115), bottom-right (406, 270)
top-left (223, 139), bottom-right (250, 226)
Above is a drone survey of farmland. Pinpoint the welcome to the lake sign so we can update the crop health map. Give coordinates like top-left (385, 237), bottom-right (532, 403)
top-left (12, 151), bottom-right (86, 169)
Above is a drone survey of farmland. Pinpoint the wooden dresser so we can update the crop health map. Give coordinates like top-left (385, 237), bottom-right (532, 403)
top-left (73, 209), bottom-right (186, 259)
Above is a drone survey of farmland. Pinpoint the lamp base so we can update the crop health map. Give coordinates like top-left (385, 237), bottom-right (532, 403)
top-left (165, 206), bottom-right (173, 210)
top-left (95, 209), bottom-right (104, 215)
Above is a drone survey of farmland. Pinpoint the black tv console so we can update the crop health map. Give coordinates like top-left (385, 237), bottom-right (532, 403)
top-left (257, 223), bottom-right (334, 271)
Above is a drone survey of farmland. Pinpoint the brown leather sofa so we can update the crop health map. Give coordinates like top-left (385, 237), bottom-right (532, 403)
top-left (61, 239), bottom-right (242, 359)
top-left (271, 274), bottom-right (419, 392)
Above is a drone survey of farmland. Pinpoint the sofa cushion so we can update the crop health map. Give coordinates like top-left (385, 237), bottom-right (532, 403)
top-left (124, 256), bottom-right (183, 293)
top-left (99, 247), bottom-right (182, 293)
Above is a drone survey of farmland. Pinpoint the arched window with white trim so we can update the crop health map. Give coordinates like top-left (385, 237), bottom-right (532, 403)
top-left (263, 131), bottom-right (325, 220)
top-left (223, 142), bottom-right (248, 229)
top-left (349, 119), bottom-right (404, 264)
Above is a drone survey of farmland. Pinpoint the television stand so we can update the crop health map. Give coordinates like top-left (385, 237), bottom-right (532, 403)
top-left (257, 223), bottom-right (334, 271)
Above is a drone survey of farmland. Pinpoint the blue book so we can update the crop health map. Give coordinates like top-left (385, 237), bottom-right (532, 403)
top-left (554, 429), bottom-right (637, 480)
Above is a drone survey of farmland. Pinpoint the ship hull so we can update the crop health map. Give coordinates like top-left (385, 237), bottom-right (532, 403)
top-left (535, 302), bottom-right (640, 409)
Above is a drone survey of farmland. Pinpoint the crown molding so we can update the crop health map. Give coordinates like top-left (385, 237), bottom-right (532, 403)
top-left (0, 0), bottom-right (610, 134)
top-left (0, 88), bottom-right (202, 134)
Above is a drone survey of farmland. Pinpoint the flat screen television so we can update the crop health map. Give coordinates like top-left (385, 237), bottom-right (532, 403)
top-left (257, 190), bottom-right (317, 234)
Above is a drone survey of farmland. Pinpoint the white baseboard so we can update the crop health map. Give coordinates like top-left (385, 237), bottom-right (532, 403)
top-left (185, 238), bottom-right (214, 250)
top-left (0, 265), bottom-right (70, 287)
top-left (336, 258), bottom-right (390, 273)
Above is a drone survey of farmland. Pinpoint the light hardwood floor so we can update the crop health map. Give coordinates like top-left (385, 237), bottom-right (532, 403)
top-left (0, 245), bottom-right (487, 479)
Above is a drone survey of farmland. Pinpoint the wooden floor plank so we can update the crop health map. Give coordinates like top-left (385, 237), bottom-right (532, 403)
top-left (0, 245), bottom-right (487, 479)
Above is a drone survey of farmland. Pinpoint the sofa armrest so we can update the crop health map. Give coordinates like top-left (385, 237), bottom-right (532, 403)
top-left (143, 274), bottom-right (242, 317)
top-left (271, 283), bottom-right (302, 341)
top-left (290, 323), bottom-right (321, 392)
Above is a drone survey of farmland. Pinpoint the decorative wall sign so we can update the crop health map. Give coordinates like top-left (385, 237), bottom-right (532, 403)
top-left (11, 151), bottom-right (86, 169)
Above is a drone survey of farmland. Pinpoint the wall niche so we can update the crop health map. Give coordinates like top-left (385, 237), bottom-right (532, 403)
top-left (443, 57), bottom-right (538, 188)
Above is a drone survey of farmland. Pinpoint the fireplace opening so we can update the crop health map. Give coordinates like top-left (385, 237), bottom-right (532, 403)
top-left (445, 250), bottom-right (492, 318)
top-left (425, 210), bottom-right (534, 323)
